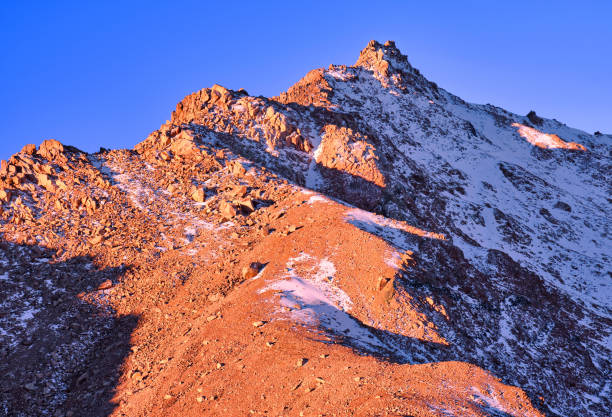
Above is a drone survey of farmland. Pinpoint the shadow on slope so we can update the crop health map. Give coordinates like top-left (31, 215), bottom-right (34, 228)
top-left (0, 241), bottom-right (138, 417)
top-left (343, 214), bottom-right (609, 417)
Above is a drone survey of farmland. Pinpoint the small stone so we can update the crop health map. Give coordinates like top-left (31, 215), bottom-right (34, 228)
top-left (232, 161), bottom-right (246, 177)
top-left (238, 199), bottom-right (255, 213)
top-left (21, 144), bottom-right (36, 155)
top-left (265, 341), bottom-right (275, 347)
top-left (376, 277), bottom-right (390, 291)
top-left (252, 321), bottom-right (265, 328)
top-left (0, 189), bottom-right (11, 202)
top-left (191, 187), bottom-right (206, 202)
top-left (24, 382), bottom-right (36, 391)
top-left (296, 358), bottom-right (307, 367)
top-left (242, 262), bottom-right (261, 279)
top-left (89, 235), bottom-right (103, 245)
top-left (219, 200), bottom-right (237, 219)
top-left (163, 394), bottom-right (173, 400)
top-left (196, 396), bottom-right (204, 403)
top-left (98, 279), bottom-right (112, 290)
top-left (216, 362), bottom-right (224, 369)
top-left (231, 185), bottom-right (247, 197)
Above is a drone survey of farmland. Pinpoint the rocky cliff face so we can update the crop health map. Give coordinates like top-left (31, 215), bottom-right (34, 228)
top-left (1, 41), bottom-right (610, 417)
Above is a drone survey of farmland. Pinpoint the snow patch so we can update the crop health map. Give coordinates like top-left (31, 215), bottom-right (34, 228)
top-left (307, 195), bottom-right (329, 205)
top-left (260, 254), bottom-right (387, 350)
top-left (345, 208), bottom-right (444, 251)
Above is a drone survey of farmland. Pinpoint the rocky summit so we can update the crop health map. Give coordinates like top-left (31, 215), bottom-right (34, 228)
top-left (0, 40), bottom-right (610, 417)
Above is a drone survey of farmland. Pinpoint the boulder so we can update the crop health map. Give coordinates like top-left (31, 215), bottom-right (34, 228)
top-left (237, 199), bottom-right (255, 213)
top-left (0, 189), bottom-right (10, 202)
top-left (97, 279), bottom-right (112, 290)
top-left (219, 200), bottom-right (237, 219)
top-left (21, 144), bottom-right (36, 155)
top-left (230, 185), bottom-right (247, 198)
top-left (527, 110), bottom-right (543, 126)
top-left (242, 262), bottom-right (262, 279)
top-left (170, 133), bottom-right (199, 158)
top-left (35, 173), bottom-right (56, 192)
top-left (191, 187), bottom-right (206, 203)
top-left (232, 161), bottom-right (246, 177)
top-left (38, 139), bottom-right (64, 160)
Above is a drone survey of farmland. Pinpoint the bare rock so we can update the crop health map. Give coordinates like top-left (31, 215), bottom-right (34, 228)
top-left (191, 187), bottom-right (206, 202)
top-left (170, 132), bottom-right (199, 158)
top-left (230, 185), bottom-right (247, 198)
top-left (21, 144), bottom-right (36, 155)
top-left (219, 200), bottom-right (237, 219)
top-left (36, 173), bottom-right (56, 192)
top-left (97, 279), bottom-right (112, 290)
top-left (242, 262), bottom-right (262, 279)
top-left (38, 139), bottom-right (64, 160)
top-left (89, 235), bottom-right (103, 245)
top-left (0, 189), bottom-right (10, 202)
top-left (237, 199), bottom-right (255, 214)
top-left (232, 161), bottom-right (246, 177)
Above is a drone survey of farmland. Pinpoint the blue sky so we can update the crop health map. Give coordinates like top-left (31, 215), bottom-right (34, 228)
top-left (1, 1), bottom-right (610, 160)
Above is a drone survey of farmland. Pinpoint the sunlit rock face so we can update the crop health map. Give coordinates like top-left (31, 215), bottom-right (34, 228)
top-left (0, 40), bottom-right (610, 417)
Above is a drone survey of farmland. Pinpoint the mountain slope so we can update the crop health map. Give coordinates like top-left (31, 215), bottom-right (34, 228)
top-left (0, 40), bottom-right (610, 416)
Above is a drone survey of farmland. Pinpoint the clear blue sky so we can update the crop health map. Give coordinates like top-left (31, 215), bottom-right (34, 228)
top-left (1, 1), bottom-right (611, 161)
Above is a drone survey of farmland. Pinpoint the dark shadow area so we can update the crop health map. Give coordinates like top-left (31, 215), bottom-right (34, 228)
top-left (0, 240), bottom-right (138, 417)
top-left (266, 210), bottom-right (608, 417)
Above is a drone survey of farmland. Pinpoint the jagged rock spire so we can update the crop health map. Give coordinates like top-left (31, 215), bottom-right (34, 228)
top-left (355, 40), bottom-right (413, 78)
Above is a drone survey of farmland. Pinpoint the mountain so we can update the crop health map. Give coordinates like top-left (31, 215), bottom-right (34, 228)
top-left (0, 40), bottom-right (610, 417)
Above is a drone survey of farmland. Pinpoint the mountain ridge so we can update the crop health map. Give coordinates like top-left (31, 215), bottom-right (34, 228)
top-left (0, 40), bottom-right (610, 417)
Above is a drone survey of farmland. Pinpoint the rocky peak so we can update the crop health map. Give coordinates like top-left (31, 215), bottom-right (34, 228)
top-left (353, 40), bottom-right (437, 95)
top-left (355, 40), bottom-right (413, 78)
